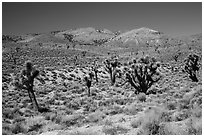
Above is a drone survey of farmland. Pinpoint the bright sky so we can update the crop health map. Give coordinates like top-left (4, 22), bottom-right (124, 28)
top-left (2, 2), bottom-right (202, 36)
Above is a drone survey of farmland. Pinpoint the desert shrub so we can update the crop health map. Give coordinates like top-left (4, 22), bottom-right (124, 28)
top-left (159, 121), bottom-right (189, 135)
top-left (69, 129), bottom-right (101, 135)
top-left (25, 116), bottom-right (46, 133)
top-left (2, 124), bottom-right (13, 135)
top-left (159, 117), bottom-right (202, 135)
top-left (103, 119), bottom-right (114, 126)
top-left (42, 122), bottom-right (63, 132)
top-left (137, 93), bottom-right (146, 102)
top-left (60, 113), bottom-right (85, 127)
top-left (103, 125), bottom-right (129, 135)
top-left (187, 117), bottom-right (202, 135)
top-left (124, 103), bottom-right (143, 115)
top-left (66, 100), bottom-right (81, 110)
top-left (86, 110), bottom-right (106, 123)
top-left (44, 112), bottom-right (57, 121)
top-left (172, 110), bottom-right (190, 122)
top-left (165, 101), bottom-right (177, 110)
top-left (108, 105), bottom-right (124, 115)
top-left (139, 107), bottom-right (172, 135)
top-left (3, 108), bottom-right (15, 119)
top-left (179, 86), bottom-right (202, 110)
top-left (11, 122), bottom-right (27, 134)
top-left (13, 116), bottom-right (26, 123)
top-left (190, 104), bottom-right (202, 118)
top-left (131, 117), bottom-right (143, 128)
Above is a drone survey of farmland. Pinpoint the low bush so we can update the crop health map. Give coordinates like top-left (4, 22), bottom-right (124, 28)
top-left (60, 113), bottom-right (85, 127)
top-left (131, 117), bottom-right (143, 128)
top-left (11, 122), bottom-right (27, 134)
top-left (138, 107), bottom-right (172, 135)
top-left (124, 102), bottom-right (143, 115)
top-left (165, 101), bottom-right (177, 110)
top-left (86, 110), bottom-right (106, 123)
top-left (137, 93), bottom-right (146, 102)
top-left (103, 125), bottom-right (129, 135)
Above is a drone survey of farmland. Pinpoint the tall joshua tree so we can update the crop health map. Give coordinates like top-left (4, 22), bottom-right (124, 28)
top-left (17, 61), bottom-right (40, 111)
top-left (122, 55), bottom-right (161, 94)
top-left (184, 54), bottom-right (200, 82)
top-left (104, 56), bottom-right (120, 85)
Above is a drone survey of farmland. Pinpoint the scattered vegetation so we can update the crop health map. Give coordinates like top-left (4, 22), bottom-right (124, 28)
top-left (2, 27), bottom-right (202, 135)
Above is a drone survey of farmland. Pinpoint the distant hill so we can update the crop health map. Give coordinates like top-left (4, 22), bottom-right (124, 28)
top-left (55, 27), bottom-right (115, 45)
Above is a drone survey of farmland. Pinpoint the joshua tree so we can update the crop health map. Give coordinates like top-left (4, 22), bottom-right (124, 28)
top-left (64, 34), bottom-right (74, 42)
top-left (122, 55), bottom-right (161, 94)
top-left (66, 44), bottom-right (70, 49)
top-left (73, 55), bottom-right (78, 65)
top-left (184, 54), bottom-right (200, 82)
top-left (9, 46), bottom-right (21, 68)
top-left (82, 51), bottom-right (87, 57)
top-left (104, 56), bottom-right (120, 85)
top-left (16, 61), bottom-right (40, 111)
top-left (84, 72), bottom-right (94, 96)
top-left (91, 60), bottom-right (99, 83)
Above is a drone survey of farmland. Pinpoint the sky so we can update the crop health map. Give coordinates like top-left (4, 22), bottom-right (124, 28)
top-left (2, 2), bottom-right (202, 36)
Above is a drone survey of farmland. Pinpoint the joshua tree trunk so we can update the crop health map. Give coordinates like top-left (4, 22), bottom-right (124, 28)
top-left (94, 71), bottom-right (98, 83)
top-left (29, 87), bottom-right (40, 111)
top-left (88, 87), bottom-right (91, 96)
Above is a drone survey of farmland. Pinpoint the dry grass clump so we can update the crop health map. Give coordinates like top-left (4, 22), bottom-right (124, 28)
top-left (124, 102), bottom-right (143, 115)
top-left (86, 110), bottom-right (106, 123)
top-left (135, 106), bottom-right (172, 135)
top-left (2, 122), bottom-right (27, 135)
top-left (165, 100), bottom-right (177, 110)
top-left (137, 93), bottom-right (146, 102)
top-left (179, 86), bottom-right (201, 110)
top-left (42, 122), bottom-right (63, 132)
top-left (171, 109), bottom-right (190, 122)
top-left (102, 125), bottom-right (129, 135)
top-left (106, 105), bottom-right (124, 115)
top-left (131, 116), bottom-right (143, 128)
top-left (2, 123), bottom-right (13, 135)
top-left (25, 116), bottom-right (47, 134)
top-left (59, 113), bottom-right (85, 127)
top-left (159, 116), bottom-right (202, 135)
top-left (68, 130), bottom-right (101, 135)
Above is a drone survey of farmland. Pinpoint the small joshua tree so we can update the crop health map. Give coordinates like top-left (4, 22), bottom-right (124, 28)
top-left (122, 55), bottom-right (161, 94)
top-left (82, 51), bottom-right (87, 57)
top-left (104, 56), bottom-right (120, 85)
top-left (184, 54), bottom-right (200, 82)
top-left (17, 61), bottom-right (40, 111)
top-left (84, 72), bottom-right (94, 96)
top-left (66, 43), bottom-right (70, 49)
top-left (9, 47), bottom-right (21, 67)
top-left (173, 52), bottom-right (181, 62)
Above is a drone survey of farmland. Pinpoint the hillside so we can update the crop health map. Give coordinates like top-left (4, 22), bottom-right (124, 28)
top-left (2, 27), bottom-right (202, 135)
